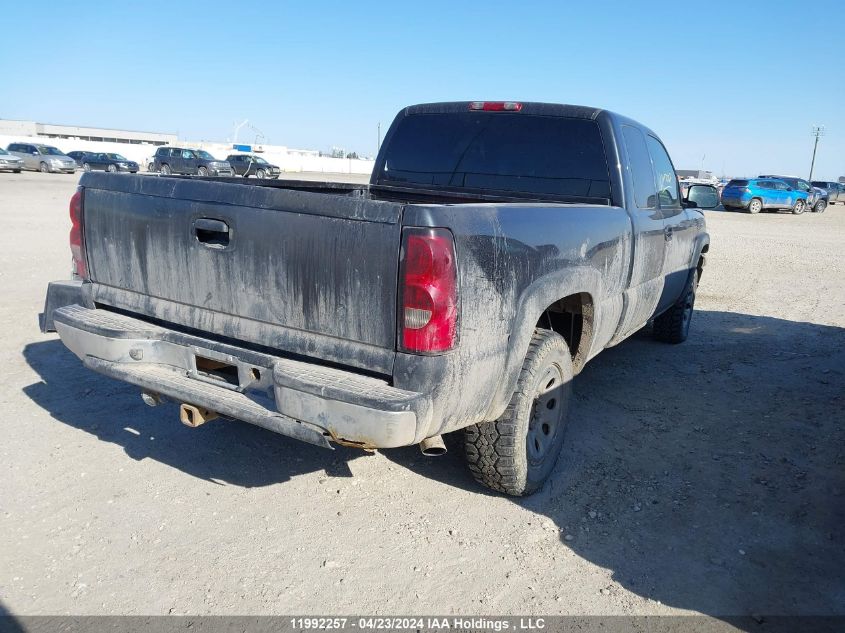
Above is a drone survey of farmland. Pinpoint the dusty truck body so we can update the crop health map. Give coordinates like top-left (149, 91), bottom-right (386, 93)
top-left (42, 101), bottom-right (716, 495)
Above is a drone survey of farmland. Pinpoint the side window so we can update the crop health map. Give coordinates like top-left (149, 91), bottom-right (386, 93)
top-left (774, 181), bottom-right (787, 191)
top-left (182, 150), bottom-right (194, 159)
top-left (645, 136), bottom-right (680, 208)
top-left (621, 125), bottom-right (658, 209)
top-left (756, 181), bottom-right (769, 189)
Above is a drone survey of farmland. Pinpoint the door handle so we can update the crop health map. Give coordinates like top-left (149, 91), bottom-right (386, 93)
top-left (193, 218), bottom-right (231, 248)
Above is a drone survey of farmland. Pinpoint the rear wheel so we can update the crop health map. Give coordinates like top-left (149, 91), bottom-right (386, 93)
top-left (160, 163), bottom-right (171, 175)
top-left (654, 269), bottom-right (698, 344)
top-left (464, 329), bottom-right (573, 496)
top-left (792, 199), bottom-right (806, 215)
top-left (748, 198), bottom-right (763, 214)
top-left (198, 166), bottom-right (209, 177)
top-left (814, 200), bottom-right (827, 213)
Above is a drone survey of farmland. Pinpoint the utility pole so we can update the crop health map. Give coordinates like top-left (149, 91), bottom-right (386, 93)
top-left (809, 125), bottom-right (825, 182)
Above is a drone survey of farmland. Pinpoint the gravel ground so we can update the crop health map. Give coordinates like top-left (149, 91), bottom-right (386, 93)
top-left (1, 171), bottom-right (843, 618)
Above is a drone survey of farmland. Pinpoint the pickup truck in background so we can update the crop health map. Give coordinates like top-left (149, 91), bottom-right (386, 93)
top-left (41, 101), bottom-right (718, 496)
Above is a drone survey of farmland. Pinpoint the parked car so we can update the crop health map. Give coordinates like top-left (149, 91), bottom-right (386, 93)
top-left (0, 147), bottom-right (24, 173)
top-left (73, 152), bottom-right (139, 173)
top-left (7, 143), bottom-right (76, 173)
top-left (152, 147), bottom-right (233, 177)
top-left (41, 101), bottom-right (718, 496)
top-left (811, 181), bottom-right (845, 205)
top-left (66, 151), bottom-right (91, 167)
top-left (226, 154), bottom-right (281, 179)
top-left (721, 178), bottom-right (809, 214)
top-left (759, 175), bottom-right (828, 213)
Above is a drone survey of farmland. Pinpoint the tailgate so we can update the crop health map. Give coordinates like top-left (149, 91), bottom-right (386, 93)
top-left (81, 174), bottom-right (403, 374)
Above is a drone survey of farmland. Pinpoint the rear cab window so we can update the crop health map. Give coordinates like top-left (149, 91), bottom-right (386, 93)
top-left (375, 111), bottom-right (612, 203)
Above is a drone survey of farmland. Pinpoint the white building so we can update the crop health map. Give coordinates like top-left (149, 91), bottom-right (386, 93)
top-left (0, 119), bottom-right (175, 145)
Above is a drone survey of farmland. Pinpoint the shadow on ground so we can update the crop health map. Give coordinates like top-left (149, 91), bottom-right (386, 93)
top-left (22, 310), bottom-right (845, 617)
top-left (22, 340), bottom-right (366, 488)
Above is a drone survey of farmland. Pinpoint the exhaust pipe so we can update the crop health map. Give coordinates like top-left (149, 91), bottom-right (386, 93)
top-left (420, 435), bottom-right (447, 456)
top-left (179, 403), bottom-right (218, 427)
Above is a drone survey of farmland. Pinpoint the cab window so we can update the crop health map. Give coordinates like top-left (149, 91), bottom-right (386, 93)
top-left (645, 136), bottom-right (680, 208)
top-left (621, 125), bottom-right (658, 209)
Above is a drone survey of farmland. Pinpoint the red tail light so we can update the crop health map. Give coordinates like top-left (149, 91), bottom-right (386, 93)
top-left (69, 188), bottom-right (88, 279)
top-left (469, 101), bottom-right (523, 112)
top-left (399, 228), bottom-right (458, 353)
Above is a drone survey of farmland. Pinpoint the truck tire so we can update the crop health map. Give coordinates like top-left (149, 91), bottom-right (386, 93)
top-left (160, 163), bottom-right (171, 175)
top-left (653, 269), bottom-right (698, 344)
top-left (198, 166), bottom-right (209, 177)
top-left (464, 329), bottom-right (573, 496)
top-left (748, 198), bottom-right (762, 214)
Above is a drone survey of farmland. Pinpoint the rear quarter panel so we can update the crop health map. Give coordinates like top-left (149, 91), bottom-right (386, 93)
top-left (395, 202), bottom-right (632, 440)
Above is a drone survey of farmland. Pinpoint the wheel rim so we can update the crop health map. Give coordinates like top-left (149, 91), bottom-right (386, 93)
top-left (750, 200), bottom-right (761, 213)
top-left (257, 170), bottom-right (265, 179)
top-left (527, 363), bottom-right (565, 463)
top-left (199, 167), bottom-right (208, 176)
top-left (108, 165), bottom-right (116, 172)
top-left (40, 163), bottom-right (48, 173)
top-left (794, 201), bottom-right (805, 214)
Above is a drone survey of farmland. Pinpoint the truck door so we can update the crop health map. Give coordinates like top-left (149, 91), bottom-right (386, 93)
top-left (614, 125), bottom-right (667, 337)
top-left (645, 134), bottom-right (692, 315)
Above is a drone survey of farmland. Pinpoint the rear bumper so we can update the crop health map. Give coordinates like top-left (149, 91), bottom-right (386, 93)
top-left (49, 303), bottom-right (428, 450)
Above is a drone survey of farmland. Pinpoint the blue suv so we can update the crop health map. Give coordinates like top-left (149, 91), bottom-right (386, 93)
top-left (721, 178), bottom-right (810, 214)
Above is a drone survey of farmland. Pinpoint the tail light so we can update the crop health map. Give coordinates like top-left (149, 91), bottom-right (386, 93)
top-left (69, 188), bottom-right (88, 279)
top-left (399, 228), bottom-right (458, 353)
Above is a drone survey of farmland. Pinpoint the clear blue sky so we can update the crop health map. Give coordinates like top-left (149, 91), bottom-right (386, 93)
top-left (1, 0), bottom-right (842, 179)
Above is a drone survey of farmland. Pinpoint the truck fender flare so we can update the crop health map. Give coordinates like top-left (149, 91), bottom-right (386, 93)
top-left (484, 266), bottom-right (602, 422)
top-left (690, 232), bottom-right (710, 272)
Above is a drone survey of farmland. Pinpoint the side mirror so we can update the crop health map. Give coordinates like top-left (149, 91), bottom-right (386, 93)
top-left (684, 184), bottom-right (719, 209)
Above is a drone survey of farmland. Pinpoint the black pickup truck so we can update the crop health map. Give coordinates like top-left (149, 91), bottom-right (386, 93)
top-left (41, 101), bottom-right (717, 495)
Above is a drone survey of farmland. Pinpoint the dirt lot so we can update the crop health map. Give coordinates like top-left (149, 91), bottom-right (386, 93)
top-left (1, 171), bottom-right (843, 618)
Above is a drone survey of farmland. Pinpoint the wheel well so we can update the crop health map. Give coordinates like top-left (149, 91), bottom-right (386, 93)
top-left (536, 292), bottom-right (593, 372)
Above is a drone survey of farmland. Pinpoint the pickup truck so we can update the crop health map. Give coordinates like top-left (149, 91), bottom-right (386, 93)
top-left (41, 101), bottom-right (718, 496)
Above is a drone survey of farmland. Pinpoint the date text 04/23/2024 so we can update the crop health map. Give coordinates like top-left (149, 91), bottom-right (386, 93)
top-left (289, 617), bottom-right (547, 631)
